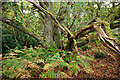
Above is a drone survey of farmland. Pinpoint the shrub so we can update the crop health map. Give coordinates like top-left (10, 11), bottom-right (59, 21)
top-left (2, 29), bottom-right (39, 53)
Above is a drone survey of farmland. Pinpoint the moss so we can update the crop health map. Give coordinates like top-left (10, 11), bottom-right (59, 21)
top-left (96, 17), bottom-right (102, 24)
top-left (106, 7), bottom-right (120, 22)
top-left (96, 17), bottom-right (113, 37)
top-left (22, 24), bottom-right (50, 48)
top-left (95, 52), bottom-right (106, 58)
top-left (103, 21), bottom-right (113, 37)
top-left (80, 45), bottom-right (91, 51)
top-left (115, 39), bottom-right (120, 46)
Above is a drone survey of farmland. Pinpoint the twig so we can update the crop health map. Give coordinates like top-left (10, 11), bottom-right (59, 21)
top-left (15, 1), bottom-right (25, 18)
top-left (69, 14), bottom-right (78, 30)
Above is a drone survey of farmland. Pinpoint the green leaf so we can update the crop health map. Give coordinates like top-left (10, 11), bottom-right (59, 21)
top-left (44, 63), bottom-right (51, 70)
top-left (13, 50), bottom-right (24, 53)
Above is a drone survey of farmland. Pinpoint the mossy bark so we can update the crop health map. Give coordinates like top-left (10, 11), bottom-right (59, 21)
top-left (53, 4), bottom-right (68, 49)
top-left (53, 25), bottom-right (62, 49)
top-left (103, 21), bottom-right (113, 37)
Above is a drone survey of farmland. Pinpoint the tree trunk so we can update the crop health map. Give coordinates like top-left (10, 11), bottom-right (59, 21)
top-left (53, 3), bottom-right (68, 49)
top-left (43, 2), bottom-right (53, 44)
top-left (53, 25), bottom-right (62, 49)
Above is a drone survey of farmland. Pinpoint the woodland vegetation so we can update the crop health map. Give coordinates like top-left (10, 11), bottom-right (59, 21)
top-left (1, 0), bottom-right (120, 79)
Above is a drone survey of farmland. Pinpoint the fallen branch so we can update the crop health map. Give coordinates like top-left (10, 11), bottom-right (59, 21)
top-left (70, 23), bottom-right (95, 39)
top-left (93, 22), bottom-right (120, 55)
top-left (66, 18), bottom-right (120, 55)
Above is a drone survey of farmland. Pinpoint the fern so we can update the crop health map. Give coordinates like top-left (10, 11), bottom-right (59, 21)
top-left (68, 61), bottom-right (80, 76)
top-left (95, 39), bottom-right (100, 46)
top-left (77, 56), bottom-right (93, 73)
top-left (2, 58), bottom-right (27, 78)
top-left (2, 45), bottom-right (94, 78)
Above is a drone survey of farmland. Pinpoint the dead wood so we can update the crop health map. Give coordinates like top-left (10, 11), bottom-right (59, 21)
top-left (66, 18), bottom-right (120, 55)
top-left (93, 22), bottom-right (120, 55)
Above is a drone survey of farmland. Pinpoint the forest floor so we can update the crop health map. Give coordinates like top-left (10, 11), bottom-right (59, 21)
top-left (76, 42), bottom-right (120, 79)
top-left (1, 42), bottom-right (119, 79)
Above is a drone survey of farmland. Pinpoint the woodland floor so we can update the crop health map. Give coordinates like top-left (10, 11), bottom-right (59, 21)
top-left (1, 42), bottom-right (120, 79)
top-left (75, 42), bottom-right (120, 79)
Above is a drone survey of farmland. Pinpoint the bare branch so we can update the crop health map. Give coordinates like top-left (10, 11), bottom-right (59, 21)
top-left (69, 14), bottom-right (78, 30)
top-left (15, 2), bottom-right (25, 18)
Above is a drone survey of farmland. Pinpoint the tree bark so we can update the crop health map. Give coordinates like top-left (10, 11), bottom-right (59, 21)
top-left (43, 2), bottom-right (53, 44)
top-left (110, 22), bottom-right (120, 29)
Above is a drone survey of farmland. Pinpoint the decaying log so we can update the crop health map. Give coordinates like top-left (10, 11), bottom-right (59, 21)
top-left (66, 18), bottom-right (120, 55)
top-left (93, 22), bottom-right (120, 55)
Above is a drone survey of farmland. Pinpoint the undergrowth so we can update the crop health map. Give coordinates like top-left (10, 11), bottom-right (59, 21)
top-left (2, 44), bottom-right (94, 78)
